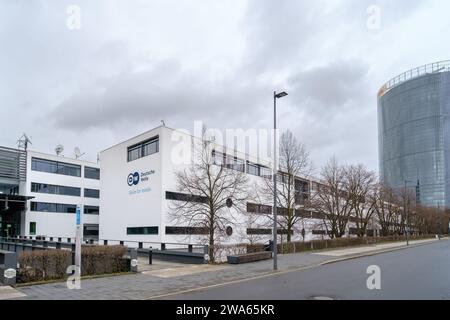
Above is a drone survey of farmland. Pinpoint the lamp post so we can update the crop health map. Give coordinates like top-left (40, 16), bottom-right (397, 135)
top-left (404, 180), bottom-right (412, 246)
top-left (273, 91), bottom-right (288, 271)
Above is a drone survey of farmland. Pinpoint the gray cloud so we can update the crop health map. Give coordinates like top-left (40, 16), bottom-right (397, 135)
top-left (0, 0), bottom-right (445, 171)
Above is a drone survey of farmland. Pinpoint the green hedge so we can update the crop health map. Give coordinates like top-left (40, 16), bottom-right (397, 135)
top-left (276, 235), bottom-right (436, 254)
top-left (244, 235), bottom-right (436, 255)
top-left (17, 245), bottom-right (129, 283)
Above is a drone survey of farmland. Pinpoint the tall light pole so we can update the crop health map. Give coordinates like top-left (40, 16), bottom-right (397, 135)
top-left (404, 180), bottom-right (412, 246)
top-left (273, 91), bottom-right (288, 271)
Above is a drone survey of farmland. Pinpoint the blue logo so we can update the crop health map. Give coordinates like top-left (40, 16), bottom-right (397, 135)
top-left (127, 172), bottom-right (140, 186)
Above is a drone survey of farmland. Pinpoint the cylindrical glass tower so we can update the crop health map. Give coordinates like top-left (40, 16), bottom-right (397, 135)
top-left (378, 61), bottom-right (450, 208)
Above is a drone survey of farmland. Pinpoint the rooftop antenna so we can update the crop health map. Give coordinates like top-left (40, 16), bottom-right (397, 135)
top-left (55, 144), bottom-right (64, 156)
top-left (17, 133), bottom-right (32, 151)
top-left (74, 147), bottom-right (86, 159)
top-left (161, 120), bottom-right (166, 127)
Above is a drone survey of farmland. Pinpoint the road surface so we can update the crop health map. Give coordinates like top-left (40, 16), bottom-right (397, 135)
top-left (167, 240), bottom-right (450, 300)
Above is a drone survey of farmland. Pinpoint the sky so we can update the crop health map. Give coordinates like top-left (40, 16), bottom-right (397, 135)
top-left (1, 0), bottom-right (449, 174)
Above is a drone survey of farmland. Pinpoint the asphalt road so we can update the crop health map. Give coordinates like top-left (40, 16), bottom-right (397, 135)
top-left (168, 240), bottom-right (450, 300)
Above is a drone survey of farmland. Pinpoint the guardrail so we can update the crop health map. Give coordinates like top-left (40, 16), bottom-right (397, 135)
top-left (0, 236), bottom-right (209, 265)
top-left (0, 250), bottom-right (17, 286)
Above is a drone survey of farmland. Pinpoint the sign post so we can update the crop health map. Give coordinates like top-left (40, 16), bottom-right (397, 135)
top-left (75, 205), bottom-right (82, 275)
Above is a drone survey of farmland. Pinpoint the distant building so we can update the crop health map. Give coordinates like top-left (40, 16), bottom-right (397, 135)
top-left (378, 60), bottom-right (450, 208)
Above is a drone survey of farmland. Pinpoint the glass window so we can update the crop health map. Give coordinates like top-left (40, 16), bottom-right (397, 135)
top-left (127, 136), bottom-right (159, 162)
top-left (84, 167), bottom-right (100, 180)
top-left (126, 226), bottom-right (159, 235)
top-left (84, 206), bottom-right (100, 215)
top-left (84, 188), bottom-right (100, 199)
top-left (29, 222), bottom-right (36, 235)
top-left (31, 182), bottom-right (81, 197)
top-left (165, 227), bottom-right (209, 235)
top-left (165, 191), bottom-right (207, 204)
top-left (247, 228), bottom-right (272, 235)
top-left (31, 158), bottom-right (81, 177)
top-left (30, 202), bottom-right (77, 214)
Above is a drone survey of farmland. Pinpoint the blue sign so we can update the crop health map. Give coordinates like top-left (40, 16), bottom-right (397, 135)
top-left (76, 206), bottom-right (81, 226)
top-left (127, 172), bottom-right (140, 186)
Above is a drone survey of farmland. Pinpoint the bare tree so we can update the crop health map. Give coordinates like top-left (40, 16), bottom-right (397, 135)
top-left (311, 158), bottom-right (352, 239)
top-left (373, 183), bottom-right (401, 236)
top-left (259, 130), bottom-right (312, 243)
top-left (168, 130), bottom-right (249, 263)
top-left (345, 164), bottom-right (377, 237)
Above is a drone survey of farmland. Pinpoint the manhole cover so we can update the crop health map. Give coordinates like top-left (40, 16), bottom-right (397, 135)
top-left (311, 296), bottom-right (335, 300)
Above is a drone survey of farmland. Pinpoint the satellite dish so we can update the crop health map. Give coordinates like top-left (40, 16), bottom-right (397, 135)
top-left (74, 147), bottom-right (86, 159)
top-left (55, 145), bottom-right (64, 156)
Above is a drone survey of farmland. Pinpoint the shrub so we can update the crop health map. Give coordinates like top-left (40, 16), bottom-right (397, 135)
top-left (17, 245), bottom-right (129, 283)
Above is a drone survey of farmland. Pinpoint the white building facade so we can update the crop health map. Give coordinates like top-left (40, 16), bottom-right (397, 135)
top-left (0, 146), bottom-right (100, 240)
top-left (100, 126), bottom-right (321, 246)
top-left (24, 151), bottom-right (100, 239)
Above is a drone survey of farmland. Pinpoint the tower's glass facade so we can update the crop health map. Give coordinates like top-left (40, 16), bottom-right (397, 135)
top-left (378, 61), bottom-right (450, 208)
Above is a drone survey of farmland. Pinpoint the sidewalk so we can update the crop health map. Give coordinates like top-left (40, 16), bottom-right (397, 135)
top-left (4, 237), bottom-right (445, 300)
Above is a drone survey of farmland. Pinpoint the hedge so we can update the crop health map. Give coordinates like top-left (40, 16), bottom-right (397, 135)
top-left (17, 245), bottom-right (129, 283)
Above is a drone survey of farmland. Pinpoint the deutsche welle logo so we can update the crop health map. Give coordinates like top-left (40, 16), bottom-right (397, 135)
top-left (127, 172), bottom-right (140, 186)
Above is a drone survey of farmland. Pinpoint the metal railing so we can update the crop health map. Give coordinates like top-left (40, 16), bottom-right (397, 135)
top-left (0, 236), bottom-right (209, 264)
top-left (378, 60), bottom-right (450, 98)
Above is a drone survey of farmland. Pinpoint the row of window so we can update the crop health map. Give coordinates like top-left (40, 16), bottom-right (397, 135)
top-left (125, 226), bottom-right (336, 236)
top-left (30, 202), bottom-right (99, 215)
top-left (165, 191), bottom-right (208, 204)
top-left (29, 222), bottom-right (99, 236)
top-left (31, 158), bottom-right (100, 179)
top-left (31, 183), bottom-right (100, 199)
top-left (127, 136), bottom-right (159, 162)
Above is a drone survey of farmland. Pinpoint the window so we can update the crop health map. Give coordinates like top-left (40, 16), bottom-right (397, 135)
top-left (247, 162), bottom-right (272, 178)
top-left (127, 226), bottom-right (159, 235)
top-left (247, 228), bottom-right (272, 235)
top-left (84, 167), bottom-right (100, 180)
top-left (30, 202), bottom-right (77, 214)
top-left (212, 151), bottom-right (245, 172)
top-left (165, 227), bottom-right (209, 235)
top-left (29, 222), bottom-right (36, 235)
top-left (84, 206), bottom-right (99, 215)
top-left (31, 182), bottom-right (81, 197)
top-left (127, 136), bottom-right (159, 162)
top-left (84, 188), bottom-right (100, 199)
top-left (31, 158), bottom-right (81, 177)
top-left (247, 203), bottom-right (272, 215)
top-left (83, 224), bottom-right (99, 238)
top-left (165, 191), bottom-right (208, 204)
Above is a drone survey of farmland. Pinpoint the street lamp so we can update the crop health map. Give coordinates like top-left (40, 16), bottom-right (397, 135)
top-left (273, 91), bottom-right (288, 271)
top-left (404, 180), bottom-right (412, 246)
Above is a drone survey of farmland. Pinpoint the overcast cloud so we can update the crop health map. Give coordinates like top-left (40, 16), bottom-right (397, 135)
top-left (1, 0), bottom-right (448, 173)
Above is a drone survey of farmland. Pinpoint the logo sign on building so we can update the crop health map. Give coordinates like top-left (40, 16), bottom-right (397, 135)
top-left (127, 170), bottom-right (155, 195)
top-left (127, 172), bottom-right (140, 186)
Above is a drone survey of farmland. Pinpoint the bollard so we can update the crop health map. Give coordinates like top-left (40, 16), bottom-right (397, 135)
top-left (149, 248), bottom-right (153, 265)
top-left (129, 249), bottom-right (138, 273)
top-left (0, 250), bottom-right (17, 286)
